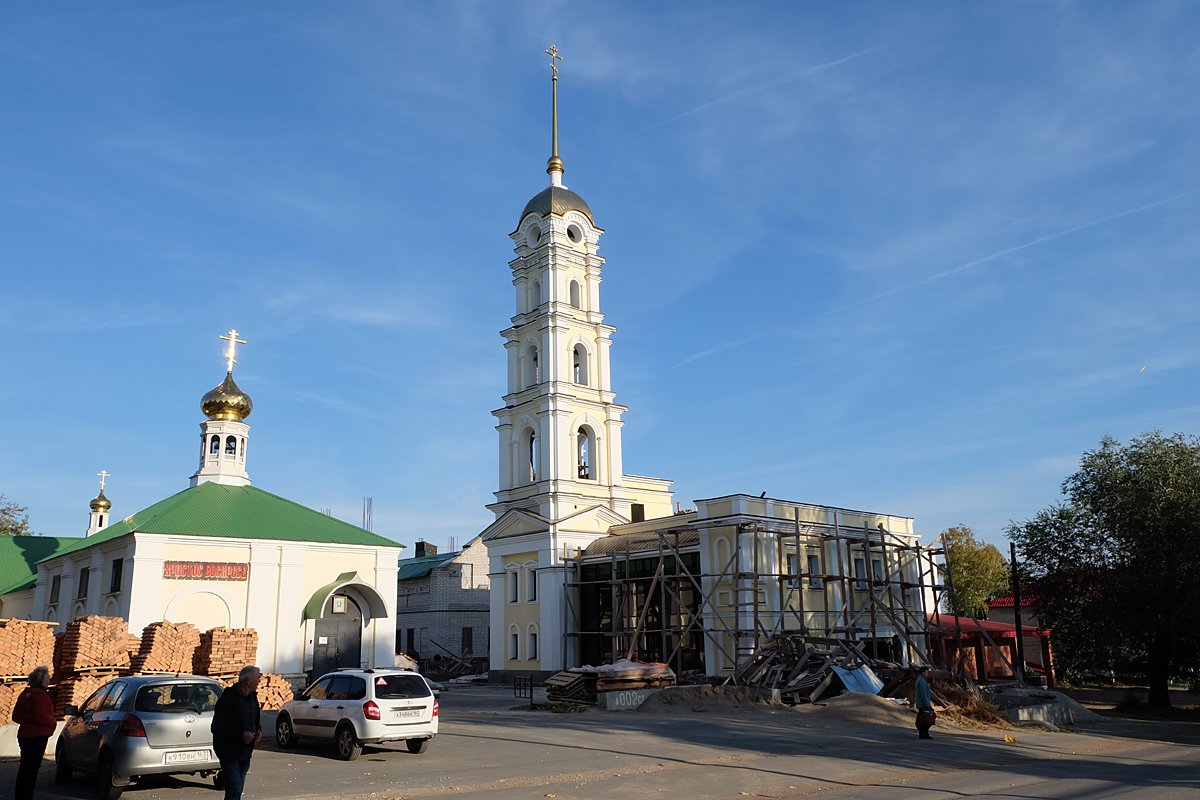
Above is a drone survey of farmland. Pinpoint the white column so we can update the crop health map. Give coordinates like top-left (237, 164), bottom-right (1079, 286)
top-left (372, 547), bottom-right (399, 668)
top-left (246, 542), bottom-right (282, 673)
top-left (127, 535), bottom-right (165, 634)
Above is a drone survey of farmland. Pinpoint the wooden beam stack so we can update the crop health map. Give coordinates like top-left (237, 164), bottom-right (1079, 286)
top-left (130, 621), bottom-right (201, 673)
top-left (193, 627), bottom-right (258, 677)
top-left (0, 619), bottom-right (56, 677)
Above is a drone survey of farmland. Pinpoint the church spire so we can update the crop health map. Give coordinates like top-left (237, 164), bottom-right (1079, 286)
top-left (190, 329), bottom-right (253, 488)
top-left (545, 43), bottom-right (565, 186)
top-left (87, 469), bottom-right (112, 536)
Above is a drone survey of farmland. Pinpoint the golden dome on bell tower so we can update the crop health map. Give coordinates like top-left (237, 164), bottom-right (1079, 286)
top-left (201, 372), bottom-right (254, 421)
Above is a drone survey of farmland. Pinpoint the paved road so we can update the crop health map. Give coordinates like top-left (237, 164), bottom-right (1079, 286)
top-left (4, 685), bottom-right (1198, 799)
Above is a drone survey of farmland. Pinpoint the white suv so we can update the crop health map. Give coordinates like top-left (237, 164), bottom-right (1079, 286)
top-left (275, 669), bottom-right (438, 760)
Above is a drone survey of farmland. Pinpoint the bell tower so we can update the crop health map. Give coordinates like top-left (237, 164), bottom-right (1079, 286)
top-left (189, 329), bottom-right (253, 488)
top-left (489, 45), bottom-right (667, 523)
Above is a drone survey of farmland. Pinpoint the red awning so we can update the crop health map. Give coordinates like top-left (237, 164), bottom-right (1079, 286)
top-left (926, 613), bottom-right (1050, 638)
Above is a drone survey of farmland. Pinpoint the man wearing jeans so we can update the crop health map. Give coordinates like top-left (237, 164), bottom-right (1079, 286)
top-left (211, 666), bottom-right (262, 800)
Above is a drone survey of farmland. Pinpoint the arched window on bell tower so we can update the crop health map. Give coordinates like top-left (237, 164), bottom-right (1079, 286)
top-left (525, 344), bottom-right (540, 387)
top-left (225, 435), bottom-right (238, 456)
top-left (525, 429), bottom-right (539, 483)
top-left (572, 344), bottom-right (588, 385)
top-left (209, 435), bottom-right (220, 455)
top-left (569, 279), bottom-right (581, 309)
top-left (529, 279), bottom-right (541, 312)
top-left (577, 426), bottom-right (595, 480)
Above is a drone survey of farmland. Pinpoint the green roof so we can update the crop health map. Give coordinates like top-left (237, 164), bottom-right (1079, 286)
top-left (396, 551), bottom-right (460, 581)
top-left (42, 482), bottom-right (402, 563)
top-left (0, 536), bottom-right (77, 594)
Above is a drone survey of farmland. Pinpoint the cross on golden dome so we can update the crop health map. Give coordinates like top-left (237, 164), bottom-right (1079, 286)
top-left (219, 329), bottom-right (247, 373)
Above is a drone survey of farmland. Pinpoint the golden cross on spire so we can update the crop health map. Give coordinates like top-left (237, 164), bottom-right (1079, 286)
top-left (97, 470), bottom-right (110, 492)
top-left (219, 329), bottom-right (247, 373)
top-left (545, 43), bottom-right (563, 78)
top-left (545, 44), bottom-right (564, 177)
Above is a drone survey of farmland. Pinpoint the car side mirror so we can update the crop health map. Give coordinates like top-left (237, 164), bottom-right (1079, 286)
top-left (64, 705), bottom-right (79, 716)
top-left (296, 694), bottom-right (307, 702)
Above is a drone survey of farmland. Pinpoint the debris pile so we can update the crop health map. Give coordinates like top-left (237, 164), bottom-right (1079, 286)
top-left (729, 634), bottom-right (884, 703)
top-left (546, 659), bottom-right (675, 704)
top-left (193, 627), bottom-right (258, 677)
top-left (0, 619), bottom-right (56, 677)
top-left (130, 621), bottom-right (201, 673)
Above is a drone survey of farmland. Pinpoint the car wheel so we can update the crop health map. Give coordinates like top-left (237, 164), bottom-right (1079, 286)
top-left (97, 754), bottom-right (124, 800)
top-left (276, 714), bottom-right (298, 749)
top-left (335, 724), bottom-right (362, 761)
top-left (405, 737), bottom-right (431, 755)
top-left (54, 740), bottom-right (72, 783)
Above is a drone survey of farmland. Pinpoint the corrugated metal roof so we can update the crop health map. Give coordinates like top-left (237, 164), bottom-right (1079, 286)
top-left (42, 482), bottom-right (401, 563)
top-left (583, 530), bottom-right (699, 557)
top-left (396, 551), bottom-right (460, 581)
top-left (0, 536), bottom-right (77, 594)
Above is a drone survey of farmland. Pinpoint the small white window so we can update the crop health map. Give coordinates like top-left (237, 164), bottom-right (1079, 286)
top-left (572, 344), bottom-right (588, 385)
top-left (854, 557), bottom-right (867, 590)
top-left (872, 558), bottom-right (884, 585)
top-left (526, 429), bottom-right (539, 483)
top-left (576, 427), bottom-right (594, 479)
top-left (527, 226), bottom-right (542, 248)
top-left (569, 279), bottom-right (581, 308)
top-left (566, 223), bottom-right (583, 244)
top-left (528, 629), bottom-right (539, 660)
top-left (525, 344), bottom-right (540, 387)
top-left (527, 569), bottom-right (538, 601)
top-left (509, 626), bottom-right (520, 660)
top-left (508, 571), bottom-right (519, 603)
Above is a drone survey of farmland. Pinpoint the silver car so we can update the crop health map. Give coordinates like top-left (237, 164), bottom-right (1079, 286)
top-left (55, 674), bottom-right (224, 799)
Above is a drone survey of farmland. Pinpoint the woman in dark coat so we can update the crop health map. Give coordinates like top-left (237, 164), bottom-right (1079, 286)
top-left (13, 665), bottom-right (56, 800)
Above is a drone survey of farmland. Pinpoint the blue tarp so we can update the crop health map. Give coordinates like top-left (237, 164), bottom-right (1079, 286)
top-left (831, 664), bottom-right (884, 695)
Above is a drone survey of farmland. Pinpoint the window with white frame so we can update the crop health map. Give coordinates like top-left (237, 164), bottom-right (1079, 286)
top-left (807, 553), bottom-right (823, 588)
top-left (854, 557), bottom-right (867, 590)
top-left (528, 626), bottom-right (539, 660)
top-left (508, 570), bottom-right (519, 603)
top-left (509, 626), bottom-right (519, 660)
top-left (871, 558), bottom-right (884, 585)
top-left (527, 568), bottom-right (538, 601)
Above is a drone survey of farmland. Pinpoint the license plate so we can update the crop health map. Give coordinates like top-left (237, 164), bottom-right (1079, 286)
top-left (391, 709), bottom-right (421, 719)
top-left (165, 749), bottom-right (211, 764)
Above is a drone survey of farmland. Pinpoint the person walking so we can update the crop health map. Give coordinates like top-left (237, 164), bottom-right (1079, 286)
top-left (914, 665), bottom-right (936, 739)
top-left (211, 665), bottom-right (262, 800)
top-left (13, 665), bottom-right (56, 800)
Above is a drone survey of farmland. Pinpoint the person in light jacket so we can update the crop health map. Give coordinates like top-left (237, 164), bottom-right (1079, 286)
top-left (13, 665), bottom-right (56, 800)
top-left (210, 665), bottom-right (262, 800)
top-left (914, 665), bottom-right (936, 739)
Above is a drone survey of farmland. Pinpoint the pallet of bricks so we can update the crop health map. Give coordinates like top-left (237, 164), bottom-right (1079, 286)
top-left (130, 620), bottom-right (201, 674)
top-left (0, 619), bottom-right (56, 725)
top-left (53, 616), bottom-right (135, 717)
top-left (193, 627), bottom-right (258, 684)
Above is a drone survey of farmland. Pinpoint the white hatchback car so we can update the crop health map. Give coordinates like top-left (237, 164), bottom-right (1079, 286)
top-left (275, 669), bottom-right (438, 760)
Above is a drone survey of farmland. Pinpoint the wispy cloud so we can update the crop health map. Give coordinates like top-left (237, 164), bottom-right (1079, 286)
top-left (829, 190), bottom-right (1198, 315)
top-left (642, 48), bottom-right (881, 131)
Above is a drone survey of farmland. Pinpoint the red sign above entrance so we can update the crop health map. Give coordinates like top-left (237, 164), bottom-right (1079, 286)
top-left (162, 561), bottom-right (249, 581)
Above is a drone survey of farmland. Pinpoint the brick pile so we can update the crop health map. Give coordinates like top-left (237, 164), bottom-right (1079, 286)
top-left (256, 673), bottom-right (295, 710)
top-left (193, 627), bottom-right (258, 677)
top-left (0, 619), bottom-right (56, 677)
top-left (0, 682), bottom-right (23, 725)
top-left (55, 616), bottom-right (132, 673)
top-left (52, 673), bottom-right (108, 717)
top-left (130, 621), bottom-right (201, 673)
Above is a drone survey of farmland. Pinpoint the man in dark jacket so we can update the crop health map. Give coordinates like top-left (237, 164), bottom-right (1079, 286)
top-left (210, 665), bottom-right (262, 800)
top-left (13, 665), bottom-right (56, 800)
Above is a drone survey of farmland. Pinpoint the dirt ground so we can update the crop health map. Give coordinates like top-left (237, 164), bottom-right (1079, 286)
top-left (1059, 684), bottom-right (1200, 717)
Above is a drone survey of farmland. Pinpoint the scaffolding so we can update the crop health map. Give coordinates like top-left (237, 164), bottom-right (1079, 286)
top-left (561, 512), bottom-right (950, 680)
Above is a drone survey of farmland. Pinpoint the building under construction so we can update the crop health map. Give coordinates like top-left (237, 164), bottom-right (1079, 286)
top-left (559, 493), bottom-right (942, 678)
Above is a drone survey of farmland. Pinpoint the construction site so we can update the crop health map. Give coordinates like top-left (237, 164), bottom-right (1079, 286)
top-left (537, 495), bottom-right (1048, 707)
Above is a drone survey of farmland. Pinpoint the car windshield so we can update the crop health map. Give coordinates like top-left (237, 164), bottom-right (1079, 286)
top-left (372, 674), bottom-right (431, 699)
top-left (135, 683), bottom-right (221, 713)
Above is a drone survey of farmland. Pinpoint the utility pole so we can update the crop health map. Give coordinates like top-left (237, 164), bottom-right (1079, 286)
top-left (1010, 541), bottom-right (1026, 687)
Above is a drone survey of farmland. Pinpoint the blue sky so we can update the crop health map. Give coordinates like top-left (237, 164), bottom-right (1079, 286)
top-left (2, 2), bottom-right (1197, 552)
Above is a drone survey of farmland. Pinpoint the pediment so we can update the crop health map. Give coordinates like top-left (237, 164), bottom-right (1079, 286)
top-left (555, 504), bottom-right (629, 534)
top-left (480, 508), bottom-right (551, 542)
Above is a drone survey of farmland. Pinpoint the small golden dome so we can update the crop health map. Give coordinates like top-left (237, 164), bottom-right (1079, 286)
top-left (89, 491), bottom-right (111, 512)
top-left (201, 372), bottom-right (254, 421)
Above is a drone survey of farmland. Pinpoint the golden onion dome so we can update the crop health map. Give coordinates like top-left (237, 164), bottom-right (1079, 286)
top-left (201, 372), bottom-right (253, 421)
top-left (89, 491), bottom-right (111, 512)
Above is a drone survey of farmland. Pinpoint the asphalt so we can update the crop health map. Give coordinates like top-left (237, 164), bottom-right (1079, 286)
top-left (3, 684), bottom-right (1198, 799)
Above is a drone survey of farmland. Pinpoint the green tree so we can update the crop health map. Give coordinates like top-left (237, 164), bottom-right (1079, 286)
top-left (1, 494), bottom-right (34, 536)
top-left (939, 525), bottom-right (1009, 617)
top-left (1008, 432), bottom-right (1200, 709)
